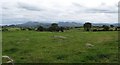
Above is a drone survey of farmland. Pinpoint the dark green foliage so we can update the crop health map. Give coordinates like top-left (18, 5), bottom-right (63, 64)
top-left (2, 28), bottom-right (8, 32)
top-left (92, 25), bottom-right (120, 31)
top-left (49, 23), bottom-right (59, 32)
top-left (37, 26), bottom-right (44, 31)
top-left (59, 27), bottom-right (64, 32)
top-left (110, 25), bottom-right (114, 28)
top-left (116, 27), bottom-right (120, 31)
top-left (93, 28), bottom-right (98, 31)
top-left (74, 27), bottom-right (81, 28)
top-left (27, 28), bottom-right (34, 31)
top-left (115, 27), bottom-right (117, 31)
top-left (64, 27), bottom-right (70, 30)
top-left (20, 28), bottom-right (26, 31)
top-left (83, 22), bottom-right (92, 31)
top-left (103, 25), bottom-right (109, 31)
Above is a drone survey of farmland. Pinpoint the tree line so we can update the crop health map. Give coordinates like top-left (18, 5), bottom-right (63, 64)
top-left (83, 22), bottom-right (120, 31)
top-left (1, 22), bottom-right (120, 32)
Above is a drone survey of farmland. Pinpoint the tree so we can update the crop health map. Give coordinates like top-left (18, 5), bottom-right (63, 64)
top-left (59, 27), bottom-right (64, 32)
top-left (27, 28), bottom-right (33, 31)
top-left (103, 25), bottom-right (109, 31)
top-left (110, 25), bottom-right (114, 28)
top-left (21, 28), bottom-right (26, 31)
top-left (83, 22), bottom-right (92, 31)
top-left (37, 26), bottom-right (44, 31)
top-left (102, 25), bottom-right (106, 28)
top-left (49, 23), bottom-right (59, 32)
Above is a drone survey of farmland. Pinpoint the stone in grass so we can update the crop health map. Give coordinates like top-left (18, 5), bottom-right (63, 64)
top-left (52, 35), bottom-right (67, 40)
top-left (2, 55), bottom-right (14, 65)
top-left (86, 43), bottom-right (94, 48)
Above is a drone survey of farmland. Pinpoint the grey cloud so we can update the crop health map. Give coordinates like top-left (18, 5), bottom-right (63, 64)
top-left (72, 2), bottom-right (117, 13)
top-left (72, 2), bottom-right (84, 7)
top-left (87, 8), bottom-right (117, 13)
top-left (88, 3), bottom-right (118, 13)
top-left (17, 2), bottom-right (43, 11)
top-left (2, 7), bottom-right (9, 9)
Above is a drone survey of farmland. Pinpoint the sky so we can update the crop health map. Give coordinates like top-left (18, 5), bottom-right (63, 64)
top-left (1, 0), bottom-right (119, 25)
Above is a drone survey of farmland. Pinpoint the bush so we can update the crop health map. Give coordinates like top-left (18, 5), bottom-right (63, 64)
top-left (103, 25), bottom-right (109, 31)
top-left (49, 23), bottom-right (59, 32)
top-left (2, 28), bottom-right (8, 32)
top-left (37, 26), bottom-right (44, 31)
top-left (93, 29), bottom-right (98, 32)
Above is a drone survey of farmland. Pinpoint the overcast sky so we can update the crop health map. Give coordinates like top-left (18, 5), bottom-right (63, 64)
top-left (1, 0), bottom-right (119, 25)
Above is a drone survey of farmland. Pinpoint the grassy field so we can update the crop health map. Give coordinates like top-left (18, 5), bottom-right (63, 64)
top-left (2, 29), bottom-right (118, 63)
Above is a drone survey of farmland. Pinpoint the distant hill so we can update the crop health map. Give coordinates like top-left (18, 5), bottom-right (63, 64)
top-left (17, 22), bottom-right (40, 28)
top-left (16, 22), bottom-right (51, 28)
top-left (92, 23), bottom-right (119, 27)
top-left (3, 21), bottom-right (119, 28)
top-left (58, 22), bottom-right (82, 27)
top-left (16, 21), bottom-right (83, 28)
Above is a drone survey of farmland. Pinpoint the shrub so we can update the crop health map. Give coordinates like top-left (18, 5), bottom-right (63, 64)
top-left (37, 26), bottom-right (44, 31)
top-left (2, 28), bottom-right (8, 32)
top-left (103, 25), bottom-right (109, 31)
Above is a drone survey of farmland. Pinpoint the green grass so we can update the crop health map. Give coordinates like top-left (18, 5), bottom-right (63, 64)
top-left (2, 29), bottom-right (118, 63)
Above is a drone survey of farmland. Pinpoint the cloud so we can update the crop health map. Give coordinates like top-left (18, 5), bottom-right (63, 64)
top-left (72, 2), bottom-right (118, 13)
top-left (72, 2), bottom-right (84, 7)
top-left (1, 0), bottom-right (119, 24)
top-left (87, 3), bottom-right (118, 13)
top-left (17, 2), bottom-right (43, 11)
top-left (2, 6), bottom-right (9, 10)
top-left (87, 8), bottom-right (117, 13)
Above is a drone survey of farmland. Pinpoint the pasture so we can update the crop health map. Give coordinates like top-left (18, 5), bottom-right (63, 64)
top-left (2, 28), bottom-right (118, 63)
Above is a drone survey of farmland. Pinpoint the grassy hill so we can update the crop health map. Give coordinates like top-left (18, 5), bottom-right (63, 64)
top-left (2, 29), bottom-right (118, 63)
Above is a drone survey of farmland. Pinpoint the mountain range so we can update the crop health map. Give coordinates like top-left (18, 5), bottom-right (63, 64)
top-left (2, 21), bottom-right (119, 28)
top-left (16, 21), bottom-right (83, 28)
